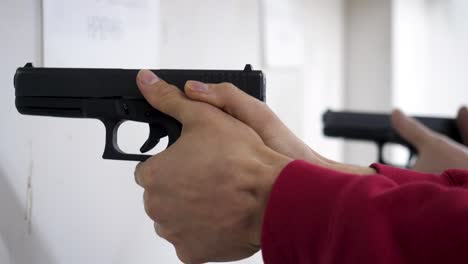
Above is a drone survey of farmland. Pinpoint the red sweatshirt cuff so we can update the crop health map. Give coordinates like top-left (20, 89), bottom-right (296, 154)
top-left (261, 160), bottom-right (359, 263)
top-left (370, 163), bottom-right (452, 186)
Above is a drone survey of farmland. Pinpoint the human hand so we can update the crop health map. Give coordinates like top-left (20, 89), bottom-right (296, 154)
top-left (134, 70), bottom-right (292, 263)
top-left (184, 81), bottom-right (376, 175)
top-left (391, 107), bottom-right (468, 174)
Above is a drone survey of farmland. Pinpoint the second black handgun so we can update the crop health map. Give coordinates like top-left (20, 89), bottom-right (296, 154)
top-left (323, 110), bottom-right (462, 165)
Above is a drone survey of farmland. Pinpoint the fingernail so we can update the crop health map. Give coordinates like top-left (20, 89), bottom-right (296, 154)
top-left (188, 81), bottom-right (208, 92)
top-left (462, 106), bottom-right (468, 113)
top-left (139, 70), bottom-right (160, 85)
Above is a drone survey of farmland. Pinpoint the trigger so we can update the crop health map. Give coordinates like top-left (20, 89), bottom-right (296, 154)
top-left (140, 124), bottom-right (168, 153)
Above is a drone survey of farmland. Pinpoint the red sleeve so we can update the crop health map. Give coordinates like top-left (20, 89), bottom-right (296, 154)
top-left (261, 160), bottom-right (468, 264)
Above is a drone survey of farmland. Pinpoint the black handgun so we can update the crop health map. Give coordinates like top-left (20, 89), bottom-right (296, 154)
top-left (323, 110), bottom-right (463, 166)
top-left (15, 63), bottom-right (265, 161)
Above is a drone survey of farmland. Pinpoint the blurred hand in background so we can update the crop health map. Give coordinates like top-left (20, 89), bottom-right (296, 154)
top-left (392, 107), bottom-right (468, 174)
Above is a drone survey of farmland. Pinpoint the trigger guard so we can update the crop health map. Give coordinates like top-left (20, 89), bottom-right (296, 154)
top-left (139, 124), bottom-right (168, 153)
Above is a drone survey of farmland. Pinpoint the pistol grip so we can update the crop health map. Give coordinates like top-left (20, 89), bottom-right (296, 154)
top-left (377, 142), bottom-right (385, 164)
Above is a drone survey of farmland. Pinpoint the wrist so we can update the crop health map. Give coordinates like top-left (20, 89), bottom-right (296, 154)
top-left (322, 160), bottom-right (376, 175)
top-left (249, 146), bottom-right (293, 249)
top-left (302, 145), bottom-right (376, 175)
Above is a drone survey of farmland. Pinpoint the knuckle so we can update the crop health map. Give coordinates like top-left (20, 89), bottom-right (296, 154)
top-left (175, 249), bottom-right (200, 264)
top-left (417, 133), bottom-right (439, 151)
top-left (175, 250), bottom-right (188, 263)
top-left (158, 86), bottom-right (188, 117)
top-left (219, 82), bottom-right (236, 90)
top-left (134, 162), bottom-right (147, 186)
top-left (218, 82), bottom-right (238, 96)
top-left (257, 100), bottom-right (269, 109)
top-left (144, 197), bottom-right (159, 221)
top-left (146, 197), bottom-right (172, 224)
top-left (155, 225), bottom-right (180, 245)
top-left (256, 103), bottom-right (278, 125)
top-left (419, 130), bottom-right (437, 144)
top-left (135, 162), bottom-right (156, 188)
top-left (214, 83), bottom-right (241, 112)
top-left (220, 82), bottom-right (238, 95)
top-left (431, 133), bottom-right (449, 145)
top-left (143, 190), bottom-right (150, 204)
top-left (157, 83), bottom-right (181, 101)
top-left (134, 163), bottom-right (142, 184)
top-left (257, 101), bottom-right (274, 116)
top-left (154, 222), bottom-right (163, 237)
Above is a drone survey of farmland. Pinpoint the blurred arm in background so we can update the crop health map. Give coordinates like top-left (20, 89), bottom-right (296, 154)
top-left (391, 107), bottom-right (468, 174)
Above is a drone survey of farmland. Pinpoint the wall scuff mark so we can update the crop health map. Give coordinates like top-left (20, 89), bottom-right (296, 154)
top-left (25, 141), bottom-right (33, 235)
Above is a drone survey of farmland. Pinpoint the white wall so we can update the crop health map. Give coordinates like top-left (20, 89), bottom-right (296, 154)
top-left (0, 1), bottom-right (53, 264)
top-left (393, 0), bottom-right (468, 116)
top-left (0, 0), bottom-right (345, 263)
top-left (1, 1), bottom-right (261, 263)
top-left (0, 0), bottom-right (341, 263)
top-left (302, 0), bottom-right (345, 162)
top-left (260, 0), bottom-right (345, 162)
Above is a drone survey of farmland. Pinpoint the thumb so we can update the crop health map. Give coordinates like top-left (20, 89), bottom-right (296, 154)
top-left (136, 70), bottom-right (196, 123)
top-left (184, 81), bottom-right (284, 140)
top-left (456, 106), bottom-right (468, 146)
top-left (391, 109), bottom-right (435, 150)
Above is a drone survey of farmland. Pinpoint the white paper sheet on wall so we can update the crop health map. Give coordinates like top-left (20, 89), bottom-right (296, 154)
top-left (43, 0), bottom-right (160, 68)
top-left (43, 0), bottom-right (162, 155)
